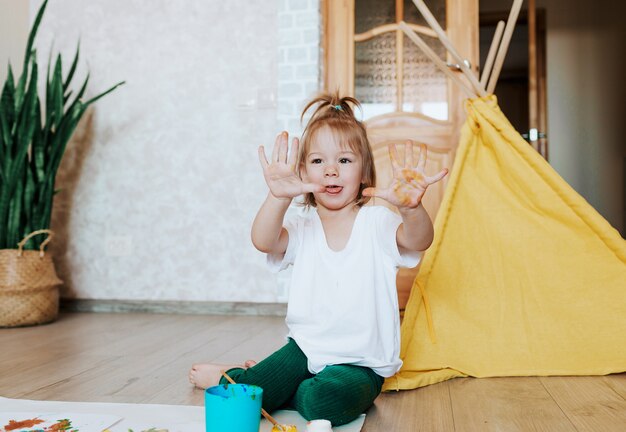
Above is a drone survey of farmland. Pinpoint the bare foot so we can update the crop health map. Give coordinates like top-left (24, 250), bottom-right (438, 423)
top-left (189, 360), bottom-right (257, 389)
top-left (189, 363), bottom-right (240, 389)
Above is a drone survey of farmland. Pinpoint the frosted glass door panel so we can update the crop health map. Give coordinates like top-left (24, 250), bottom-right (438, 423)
top-left (355, 0), bottom-right (448, 120)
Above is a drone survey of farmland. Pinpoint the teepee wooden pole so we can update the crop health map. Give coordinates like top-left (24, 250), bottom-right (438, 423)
top-left (487, 0), bottom-right (524, 94)
top-left (480, 20), bottom-right (505, 88)
top-left (411, 0), bottom-right (486, 97)
top-left (399, 21), bottom-right (475, 98)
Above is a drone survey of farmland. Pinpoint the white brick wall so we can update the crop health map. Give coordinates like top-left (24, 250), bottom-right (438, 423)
top-left (277, 0), bottom-right (321, 137)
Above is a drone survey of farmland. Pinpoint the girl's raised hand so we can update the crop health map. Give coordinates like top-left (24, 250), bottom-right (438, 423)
top-left (258, 132), bottom-right (324, 200)
top-left (363, 141), bottom-right (448, 209)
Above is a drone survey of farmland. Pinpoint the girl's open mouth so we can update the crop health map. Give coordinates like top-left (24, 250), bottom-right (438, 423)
top-left (325, 185), bottom-right (343, 194)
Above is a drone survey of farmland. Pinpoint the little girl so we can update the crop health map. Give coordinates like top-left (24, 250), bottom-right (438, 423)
top-left (189, 93), bottom-right (447, 426)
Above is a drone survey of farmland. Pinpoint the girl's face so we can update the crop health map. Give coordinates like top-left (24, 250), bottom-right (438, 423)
top-left (301, 125), bottom-right (364, 211)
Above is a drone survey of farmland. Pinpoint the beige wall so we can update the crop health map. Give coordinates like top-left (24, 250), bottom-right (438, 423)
top-left (541, 0), bottom-right (623, 235)
top-left (480, 0), bottom-right (624, 234)
top-left (0, 0), bottom-right (29, 82)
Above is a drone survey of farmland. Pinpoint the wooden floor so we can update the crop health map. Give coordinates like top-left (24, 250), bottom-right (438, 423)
top-left (1, 312), bottom-right (625, 431)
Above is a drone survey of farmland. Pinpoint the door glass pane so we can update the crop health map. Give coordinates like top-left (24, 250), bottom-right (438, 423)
top-left (403, 0), bottom-right (445, 28)
top-left (355, 0), bottom-right (396, 119)
top-left (402, 0), bottom-right (448, 120)
top-left (354, 0), bottom-right (448, 121)
top-left (355, 0), bottom-right (393, 32)
top-left (355, 34), bottom-right (397, 119)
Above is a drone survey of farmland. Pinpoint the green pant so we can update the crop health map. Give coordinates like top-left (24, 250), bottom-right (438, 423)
top-left (219, 338), bottom-right (384, 426)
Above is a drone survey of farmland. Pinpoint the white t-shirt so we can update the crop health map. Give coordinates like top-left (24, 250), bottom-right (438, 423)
top-left (268, 205), bottom-right (421, 377)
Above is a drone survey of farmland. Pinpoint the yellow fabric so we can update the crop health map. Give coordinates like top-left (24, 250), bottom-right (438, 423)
top-left (384, 96), bottom-right (626, 391)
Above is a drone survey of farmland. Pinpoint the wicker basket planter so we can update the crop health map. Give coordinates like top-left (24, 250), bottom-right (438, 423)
top-left (0, 230), bottom-right (62, 328)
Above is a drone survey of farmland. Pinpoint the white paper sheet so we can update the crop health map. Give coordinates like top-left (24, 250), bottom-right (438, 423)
top-left (0, 397), bottom-right (365, 432)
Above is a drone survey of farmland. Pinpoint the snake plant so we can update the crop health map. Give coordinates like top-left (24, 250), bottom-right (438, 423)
top-left (0, 0), bottom-right (124, 250)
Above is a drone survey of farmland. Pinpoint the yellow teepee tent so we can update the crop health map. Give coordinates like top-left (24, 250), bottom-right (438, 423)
top-left (384, 95), bottom-right (626, 391)
top-left (384, 0), bottom-right (626, 391)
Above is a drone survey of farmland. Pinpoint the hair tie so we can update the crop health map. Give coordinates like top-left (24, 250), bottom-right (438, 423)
top-left (332, 104), bottom-right (343, 111)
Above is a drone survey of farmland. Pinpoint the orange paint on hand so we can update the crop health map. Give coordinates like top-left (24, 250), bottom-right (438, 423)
top-left (400, 168), bottom-right (425, 183)
top-left (393, 183), bottom-right (412, 206)
top-left (4, 418), bottom-right (45, 431)
top-left (394, 169), bottom-right (428, 206)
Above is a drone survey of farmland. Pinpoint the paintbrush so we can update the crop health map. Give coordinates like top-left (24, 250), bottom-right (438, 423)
top-left (221, 370), bottom-right (296, 432)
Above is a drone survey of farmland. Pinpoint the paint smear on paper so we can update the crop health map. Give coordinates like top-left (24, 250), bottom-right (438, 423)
top-left (2, 417), bottom-right (77, 432)
top-left (45, 419), bottom-right (76, 431)
top-left (3, 418), bottom-right (45, 431)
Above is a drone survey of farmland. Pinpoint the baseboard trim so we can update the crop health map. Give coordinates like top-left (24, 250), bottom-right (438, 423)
top-left (60, 298), bottom-right (287, 316)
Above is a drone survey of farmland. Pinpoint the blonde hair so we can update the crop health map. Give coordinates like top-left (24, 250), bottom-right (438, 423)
top-left (297, 92), bottom-right (376, 208)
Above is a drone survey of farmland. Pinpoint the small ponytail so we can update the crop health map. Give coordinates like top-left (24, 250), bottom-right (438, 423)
top-left (296, 92), bottom-right (376, 209)
top-left (300, 92), bottom-right (361, 131)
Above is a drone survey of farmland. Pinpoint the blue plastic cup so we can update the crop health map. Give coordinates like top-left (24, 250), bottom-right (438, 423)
top-left (205, 383), bottom-right (263, 432)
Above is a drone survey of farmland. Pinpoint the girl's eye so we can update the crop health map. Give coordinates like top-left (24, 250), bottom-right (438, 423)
top-left (339, 158), bottom-right (352, 164)
top-left (310, 158), bottom-right (322, 164)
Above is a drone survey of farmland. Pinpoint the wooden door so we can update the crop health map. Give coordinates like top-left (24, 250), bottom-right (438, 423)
top-left (323, 0), bottom-right (480, 309)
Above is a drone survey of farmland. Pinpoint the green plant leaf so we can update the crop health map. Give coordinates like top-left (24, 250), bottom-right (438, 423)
top-left (22, 0), bottom-right (48, 77)
top-left (23, 163), bottom-right (36, 249)
top-left (7, 171), bottom-right (24, 248)
top-left (47, 102), bottom-right (85, 176)
top-left (12, 59), bottom-right (38, 181)
top-left (15, 0), bottom-right (48, 111)
top-left (51, 53), bottom-right (64, 127)
top-left (83, 80), bottom-right (126, 107)
top-left (0, 66), bottom-right (16, 161)
top-left (0, 67), bottom-right (17, 179)
top-left (38, 177), bottom-right (55, 232)
top-left (0, 65), bottom-right (16, 133)
top-left (31, 97), bottom-right (46, 182)
top-left (45, 41), bottom-right (53, 128)
top-left (64, 41), bottom-right (80, 91)
top-left (3, 83), bottom-right (36, 247)
top-left (73, 73), bottom-right (90, 105)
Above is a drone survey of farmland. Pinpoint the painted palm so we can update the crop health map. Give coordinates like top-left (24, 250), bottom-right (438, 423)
top-left (0, 0), bottom-right (124, 249)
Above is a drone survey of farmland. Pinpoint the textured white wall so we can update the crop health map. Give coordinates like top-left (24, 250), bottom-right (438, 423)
top-left (28, 0), bottom-right (299, 302)
top-left (277, 0), bottom-right (321, 136)
top-left (0, 0), bottom-right (29, 82)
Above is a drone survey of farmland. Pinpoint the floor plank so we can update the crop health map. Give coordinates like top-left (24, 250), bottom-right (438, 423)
top-left (540, 376), bottom-right (626, 432)
top-left (603, 374), bottom-right (626, 400)
top-left (364, 381), bottom-right (455, 431)
top-left (448, 376), bottom-right (577, 431)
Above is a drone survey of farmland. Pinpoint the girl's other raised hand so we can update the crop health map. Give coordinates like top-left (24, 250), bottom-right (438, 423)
top-left (362, 141), bottom-right (448, 209)
top-left (258, 132), bottom-right (324, 200)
